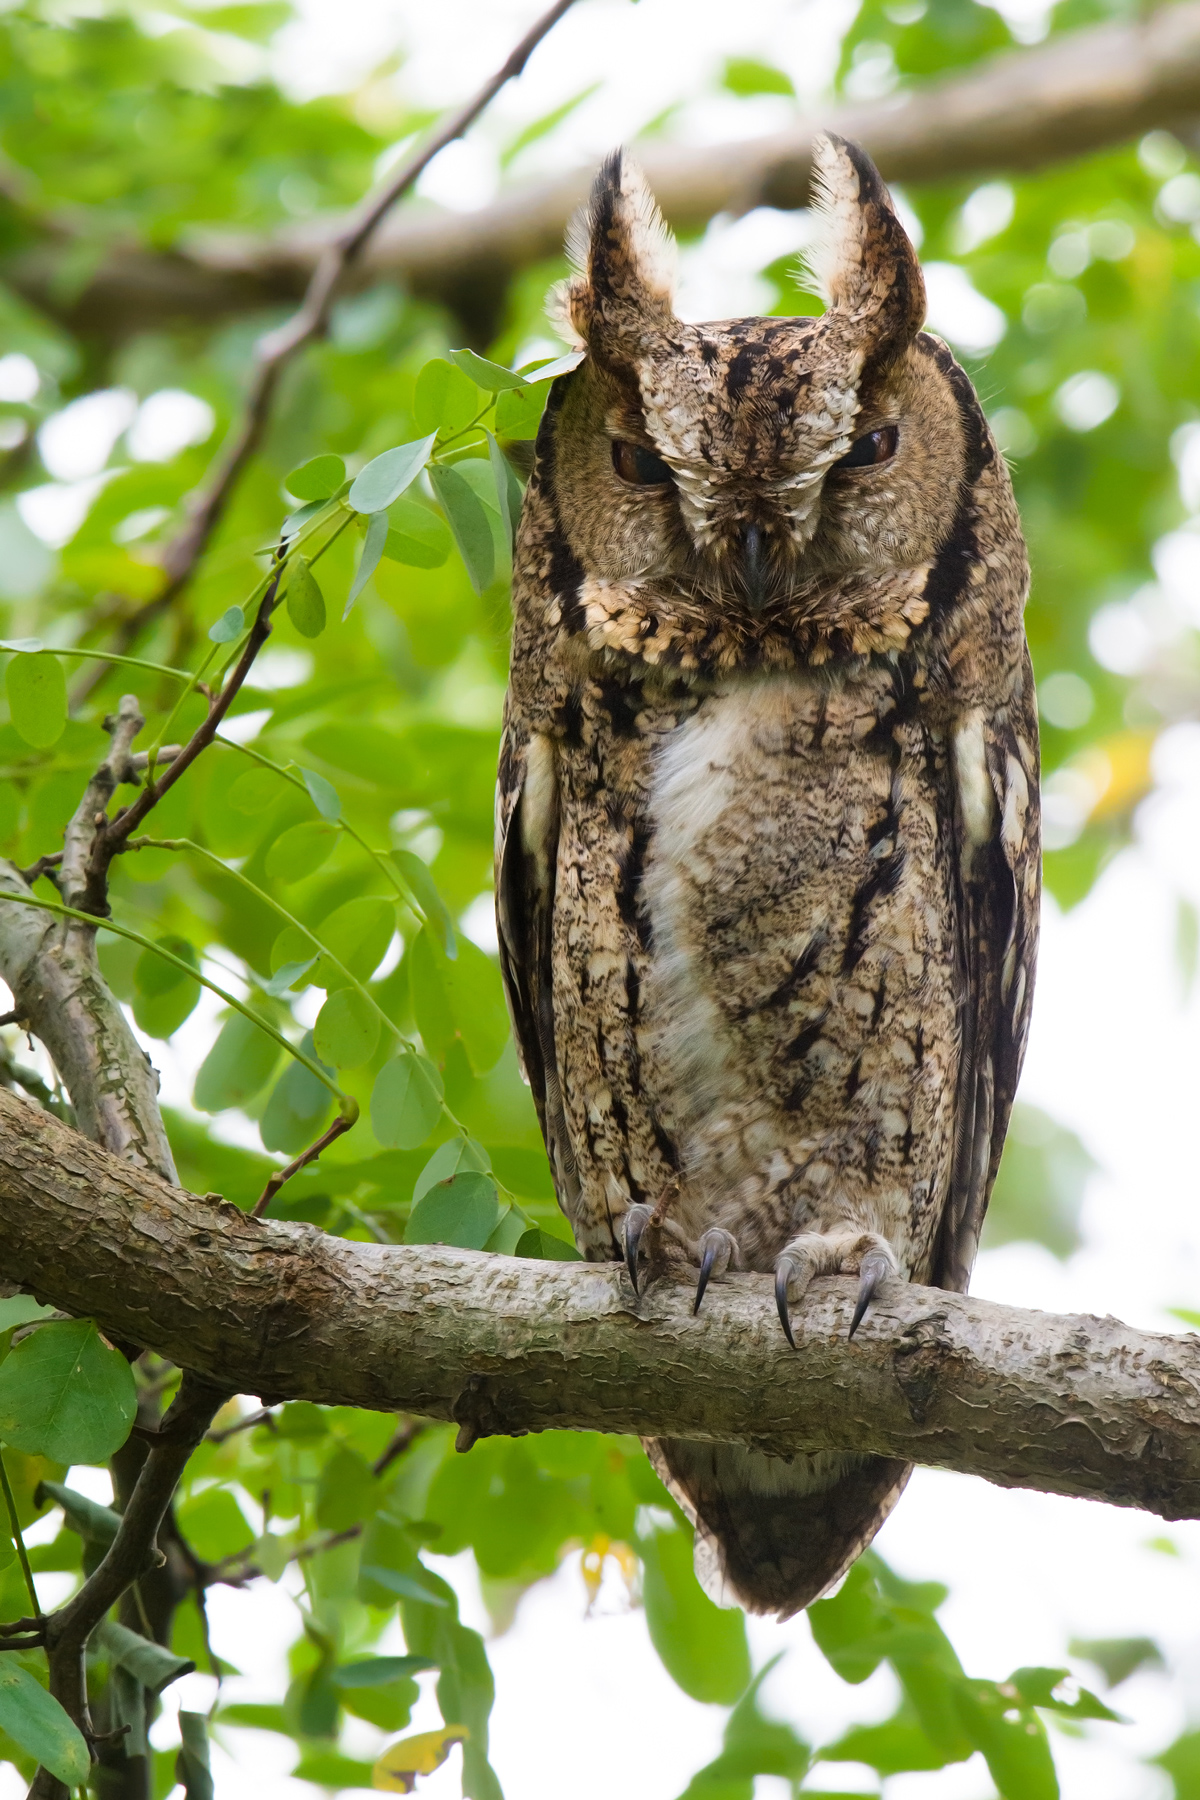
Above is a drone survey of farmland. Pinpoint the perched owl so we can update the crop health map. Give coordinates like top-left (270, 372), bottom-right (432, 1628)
top-left (495, 135), bottom-right (1040, 1617)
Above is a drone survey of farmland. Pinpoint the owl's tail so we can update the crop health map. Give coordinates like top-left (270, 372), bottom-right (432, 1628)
top-left (646, 1438), bottom-right (910, 1617)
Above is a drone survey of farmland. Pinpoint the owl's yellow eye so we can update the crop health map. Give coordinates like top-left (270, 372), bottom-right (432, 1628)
top-left (612, 439), bottom-right (673, 486)
top-left (834, 424), bottom-right (899, 470)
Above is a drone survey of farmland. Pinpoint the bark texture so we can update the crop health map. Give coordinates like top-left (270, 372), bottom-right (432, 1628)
top-left (11, 2), bottom-right (1200, 342)
top-left (2, 1084), bottom-right (1198, 1519)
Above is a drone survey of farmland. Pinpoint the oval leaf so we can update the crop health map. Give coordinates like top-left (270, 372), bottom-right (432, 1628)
top-left (413, 1137), bottom-right (489, 1204)
top-left (371, 1053), bottom-right (444, 1150)
top-left (193, 1011), bottom-right (280, 1112)
top-left (264, 820), bottom-right (337, 883)
top-left (345, 509), bottom-right (389, 617)
top-left (285, 556), bottom-right (326, 639)
top-left (0, 1659), bottom-right (90, 1785)
top-left (0, 1318), bottom-right (136, 1464)
top-left (348, 435), bottom-right (437, 515)
top-left (383, 497), bottom-right (451, 570)
top-left (315, 896), bottom-right (394, 984)
top-left (373, 1726), bottom-right (468, 1792)
top-left (332, 1656), bottom-right (436, 1690)
top-left (286, 454), bottom-right (345, 501)
top-left (208, 604), bottom-right (244, 644)
top-left (413, 359), bottom-right (478, 435)
top-left (6, 653), bottom-right (66, 750)
top-left (299, 765), bottom-right (340, 821)
top-left (639, 1521), bottom-right (751, 1704)
top-left (448, 348), bottom-right (527, 391)
top-left (392, 850), bottom-right (455, 958)
top-left (428, 464), bottom-right (494, 594)
top-left (314, 987), bottom-right (380, 1068)
top-left (405, 1170), bottom-right (500, 1249)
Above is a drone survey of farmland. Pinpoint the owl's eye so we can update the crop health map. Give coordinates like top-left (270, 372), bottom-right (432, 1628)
top-left (612, 439), bottom-right (673, 487)
top-left (833, 424), bottom-right (899, 470)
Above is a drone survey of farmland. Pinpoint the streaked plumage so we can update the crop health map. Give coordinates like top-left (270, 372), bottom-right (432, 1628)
top-left (495, 136), bottom-right (1039, 1616)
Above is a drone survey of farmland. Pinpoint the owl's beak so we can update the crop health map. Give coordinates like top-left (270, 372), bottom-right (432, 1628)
top-left (739, 523), bottom-right (768, 614)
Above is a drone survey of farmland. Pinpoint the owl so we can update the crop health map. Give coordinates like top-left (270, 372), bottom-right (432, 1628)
top-left (495, 135), bottom-right (1040, 1617)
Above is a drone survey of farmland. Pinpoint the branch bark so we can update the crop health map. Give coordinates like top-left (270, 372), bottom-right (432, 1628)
top-left (1, 1083), bottom-right (1198, 1520)
top-left (12, 2), bottom-right (1200, 345)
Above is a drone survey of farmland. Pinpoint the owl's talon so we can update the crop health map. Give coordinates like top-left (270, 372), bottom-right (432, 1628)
top-left (692, 1227), bottom-right (739, 1314)
top-left (849, 1249), bottom-right (895, 1339)
top-left (774, 1258), bottom-right (799, 1349)
top-left (621, 1203), bottom-right (653, 1295)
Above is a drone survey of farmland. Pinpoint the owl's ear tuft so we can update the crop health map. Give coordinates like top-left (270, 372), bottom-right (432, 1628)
top-left (801, 133), bottom-right (925, 363)
top-left (552, 149), bottom-right (677, 360)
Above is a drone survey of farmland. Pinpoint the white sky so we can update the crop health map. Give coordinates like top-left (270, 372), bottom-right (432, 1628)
top-left (6, 3), bottom-right (1200, 1798)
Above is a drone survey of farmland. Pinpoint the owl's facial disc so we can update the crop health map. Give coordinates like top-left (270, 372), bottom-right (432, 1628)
top-left (547, 136), bottom-right (973, 639)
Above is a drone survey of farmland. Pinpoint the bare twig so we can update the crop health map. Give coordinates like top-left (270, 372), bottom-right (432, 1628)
top-left (372, 1418), bottom-right (427, 1478)
top-left (206, 1406), bottom-right (275, 1445)
top-left (253, 1110), bottom-right (356, 1216)
top-left (73, 0), bottom-right (582, 690)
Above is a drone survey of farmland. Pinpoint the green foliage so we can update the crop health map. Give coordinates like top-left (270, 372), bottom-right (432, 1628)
top-left (0, 1658), bottom-right (89, 1785)
top-left (0, 1320), bottom-right (136, 1463)
top-left (983, 1101), bottom-right (1097, 1258)
top-left (639, 1519), bottom-right (751, 1704)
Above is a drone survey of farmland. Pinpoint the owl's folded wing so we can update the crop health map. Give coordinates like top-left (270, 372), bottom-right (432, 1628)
top-left (937, 652), bottom-right (1041, 1293)
top-left (494, 725), bottom-right (580, 1213)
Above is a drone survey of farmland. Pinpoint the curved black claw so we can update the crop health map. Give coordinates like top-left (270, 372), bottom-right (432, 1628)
top-left (849, 1251), bottom-right (893, 1339)
top-left (622, 1204), bottom-right (652, 1295)
top-left (775, 1261), bottom-right (797, 1349)
top-left (693, 1239), bottom-right (720, 1315)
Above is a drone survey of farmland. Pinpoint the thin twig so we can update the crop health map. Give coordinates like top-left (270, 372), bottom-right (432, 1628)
top-left (59, 695), bottom-right (146, 914)
top-left (0, 1448), bottom-right (41, 1619)
top-left (72, 0), bottom-right (582, 694)
top-left (372, 1418), bottom-right (427, 1478)
top-left (206, 1407), bottom-right (275, 1445)
top-left (253, 1110), bottom-right (356, 1216)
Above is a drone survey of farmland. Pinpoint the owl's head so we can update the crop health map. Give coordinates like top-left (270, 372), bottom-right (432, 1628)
top-left (539, 135), bottom-right (1005, 670)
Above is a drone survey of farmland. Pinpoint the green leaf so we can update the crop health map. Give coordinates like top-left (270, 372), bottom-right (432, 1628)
top-left (515, 1227), bottom-right (581, 1261)
top-left (331, 1655), bottom-right (437, 1688)
top-left (721, 55), bottom-right (795, 96)
top-left (0, 1657), bottom-right (89, 1785)
top-left (95, 1619), bottom-right (194, 1694)
top-left (494, 379), bottom-right (553, 440)
top-left (344, 508), bottom-right (388, 616)
top-left (0, 1318), bottom-right (136, 1464)
top-left (361, 1562), bottom-right (450, 1606)
top-left (299, 764), bottom-right (340, 821)
top-left (485, 428), bottom-right (524, 547)
top-left (371, 1052), bottom-right (444, 1149)
top-left (953, 1678), bottom-right (1059, 1800)
top-left (413, 1137), bottom-right (490, 1203)
top-left (176, 1486), bottom-right (254, 1561)
top-left (405, 1171), bottom-right (501, 1249)
top-left (409, 928), bottom-right (509, 1073)
top-left (281, 498), bottom-right (325, 539)
top-left (35, 1479), bottom-right (120, 1550)
top-left (429, 464), bottom-right (494, 593)
top-left (176, 1710), bottom-right (214, 1800)
top-left (132, 934), bottom-right (200, 1039)
top-left (413, 360), bottom-right (479, 436)
top-left (639, 1520), bottom-right (750, 1703)
top-left (448, 348), bottom-right (527, 391)
top-left (284, 555), bottom-right (326, 638)
top-left (1068, 1635), bottom-right (1163, 1689)
top-left (347, 435), bottom-right (437, 514)
top-left (384, 496), bottom-right (451, 568)
top-left (262, 957), bottom-right (317, 997)
top-left (229, 766), bottom-right (280, 812)
top-left (6, 653), bottom-right (66, 750)
top-left (313, 986), bottom-right (380, 1068)
top-left (984, 1102), bottom-right (1097, 1260)
top-left (260, 1033), bottom-right (332, 1154)
top-left (312, 895), bottom-right (394, 984)
top-left (676, 1656), bottom-right (810, 1797)
top-left (499, 82), bottom-right (600, 168)
top-left (392, 849), bottom-right (456, 957)
top-left (208, 604), bottom-right (244, 643)
top-left (286, 454), bottom-right (345, 501)
top-left (193, 1011), bottom-right (280, 1111)
top-left (1009, 1665), bottom-right (1124, 1722)
top-left (264, 819), bottom-right (337, 882)
top-left (316, 1444), bottom-right (375, 1531)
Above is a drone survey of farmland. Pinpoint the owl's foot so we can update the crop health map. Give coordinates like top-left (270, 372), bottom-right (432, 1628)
top-left (692, 1227), bottom-right (742, 1315)
top-left (773, 1230), bottom-right (899, 1348)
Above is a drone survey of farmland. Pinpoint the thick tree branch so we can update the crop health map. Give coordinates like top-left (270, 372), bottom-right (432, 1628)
top-left (11, 2), bottom-right (1200, 346)
top-left (1, 1085), bottom-right (1198, 1520)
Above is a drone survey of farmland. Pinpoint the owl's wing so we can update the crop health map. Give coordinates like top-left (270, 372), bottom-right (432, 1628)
top-left (494, 724), bottom-right (579, 1212)
top-left (936, 654), bottom-right (1041, 1293)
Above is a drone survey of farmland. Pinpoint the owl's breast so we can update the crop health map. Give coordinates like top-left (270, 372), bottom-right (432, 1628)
top-left (636, 668), bottom-right (960, 1274)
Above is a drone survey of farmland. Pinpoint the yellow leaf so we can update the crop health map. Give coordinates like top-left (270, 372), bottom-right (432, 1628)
top-left (372, 1726), bottom-right (470, 1792)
